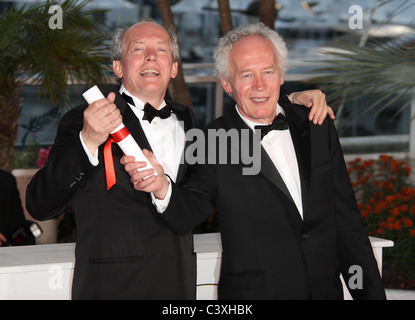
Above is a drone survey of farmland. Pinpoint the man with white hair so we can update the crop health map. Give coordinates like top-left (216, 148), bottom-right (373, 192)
top-left (123, 23), bottom-right (386, 300)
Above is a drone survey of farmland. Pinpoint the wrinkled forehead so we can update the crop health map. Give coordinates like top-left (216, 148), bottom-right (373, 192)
top-left (229, 35), bottom-right (278, 68)
top-left (124, 22), bottom-right (171, 45)
top-left (231, 35), bottom-right (275, 56)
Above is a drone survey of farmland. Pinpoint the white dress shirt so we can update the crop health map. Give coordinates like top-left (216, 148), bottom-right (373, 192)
top-left (236, 104), bottom-right (303, 218)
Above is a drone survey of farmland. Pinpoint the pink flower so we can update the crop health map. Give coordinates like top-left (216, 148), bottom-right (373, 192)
top-left (36, 146), bottom-right (51, 168)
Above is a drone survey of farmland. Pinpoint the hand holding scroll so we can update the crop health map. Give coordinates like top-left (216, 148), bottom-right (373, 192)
top-left (121, 150), bottom-right (170, 200)
top-left (81, 91), bottom-right (122, 155)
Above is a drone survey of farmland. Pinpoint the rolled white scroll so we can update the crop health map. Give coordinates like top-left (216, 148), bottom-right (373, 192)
top-left (82, 85), bottom-right (157, 177)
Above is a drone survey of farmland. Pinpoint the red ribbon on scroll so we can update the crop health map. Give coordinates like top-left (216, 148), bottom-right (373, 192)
top-left (103, 126), bottom-right (130, 190)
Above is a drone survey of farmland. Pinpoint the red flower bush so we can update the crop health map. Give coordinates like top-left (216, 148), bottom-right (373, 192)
top-left (348, 155), bottom-right (415, 284)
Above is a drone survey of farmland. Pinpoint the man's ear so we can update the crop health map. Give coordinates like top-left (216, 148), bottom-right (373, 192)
top-left (113, 60), bottom-right (123, 79)
top-left (171, 61), bottom-right (178, 79)
top-left (221, 77), bottom-right (232, 94)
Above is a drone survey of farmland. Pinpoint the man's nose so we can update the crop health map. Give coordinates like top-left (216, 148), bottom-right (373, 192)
top-left (253, 75), bottom-right (266, 91)
top-left (145, 48), bottom-right (157, 61)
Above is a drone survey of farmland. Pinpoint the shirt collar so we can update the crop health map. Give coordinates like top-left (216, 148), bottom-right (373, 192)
top-left (119, 84), bottom-right (166, 110)
top-left (235, 103), bottom-right (284, 131)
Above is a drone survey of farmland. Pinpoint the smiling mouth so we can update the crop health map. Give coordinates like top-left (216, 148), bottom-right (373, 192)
top-left (251, 97), bottom-right (268, 103)
top-left (140, 69), bottom-right (160, 76)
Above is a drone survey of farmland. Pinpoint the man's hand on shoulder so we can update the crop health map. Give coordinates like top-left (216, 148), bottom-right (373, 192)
top-left (288, 89), bottom-right (335, 125)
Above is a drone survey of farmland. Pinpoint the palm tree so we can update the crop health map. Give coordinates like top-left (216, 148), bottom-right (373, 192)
top-left (0, 0), bottom-right (111, 172)
top-left (217, 0), bottom-right (233, 34)
top-left (259, 0), bottom-right (276, 30)
top-left (217, 0), bottom-right (277, 35)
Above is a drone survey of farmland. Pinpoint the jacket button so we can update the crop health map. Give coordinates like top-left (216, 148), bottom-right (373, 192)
top-left (301, 233), bottom-right (309, 241)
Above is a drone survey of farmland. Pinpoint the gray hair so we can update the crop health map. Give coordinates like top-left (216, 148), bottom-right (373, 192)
top-left (213, 22), bottom-right (288, 81)
top-left (111, 19), bottom-right (181, 82)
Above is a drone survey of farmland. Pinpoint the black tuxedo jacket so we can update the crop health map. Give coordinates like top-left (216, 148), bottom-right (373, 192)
top-left (26, 86), bottom-right (198, 299)
top-left (160, 96), bottom-right (386, 300)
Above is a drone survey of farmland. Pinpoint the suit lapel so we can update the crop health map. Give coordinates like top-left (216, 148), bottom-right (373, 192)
top-left (289, 121), bottom-right (311, 213)
top-left (280, 98), bottom-right (312, 213)
top-left (225, 105), bottom-right (304, 235)
top-left (114, 91), bottom-right (195, 185)
top-left (113, 88), bottom-right (153, 153)
top-left (226, 106), bottom-right (294, 202)
top-left (259, 145), bottom-right (294, 203)
top-left (226, 98), bottom-right (313, 220)
top-left (168, 100), bottom-right (195, 184)
top-left (126, 106), bottom-right (153, 152)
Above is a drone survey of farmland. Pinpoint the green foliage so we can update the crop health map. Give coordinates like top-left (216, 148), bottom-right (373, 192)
top-left (308, 36), bottom-right (415, 117)
top-left (0, 0), bottom-right (111, 111)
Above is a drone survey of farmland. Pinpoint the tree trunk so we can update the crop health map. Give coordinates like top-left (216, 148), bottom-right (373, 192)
top-left (155, 0), bottom-right (193, 110)
top-left (260, 0), bottom-right (276, 30)
top-left (217, 0), bottom-right (233, 35)
top-left (0, 77), bottom-right (22, 172)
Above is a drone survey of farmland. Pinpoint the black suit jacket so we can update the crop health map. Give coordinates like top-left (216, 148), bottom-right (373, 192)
top-left (160, 96), bottom-right (386, 300)
top-left (26, 86), bottom-right (198, 299)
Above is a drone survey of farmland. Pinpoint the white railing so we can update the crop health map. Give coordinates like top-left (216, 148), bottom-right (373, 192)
top-left (0, 233), bottom-right (394, 300)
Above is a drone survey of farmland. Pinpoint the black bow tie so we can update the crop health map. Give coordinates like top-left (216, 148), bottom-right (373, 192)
top-left (255, 113), bottom-right (288, 140)
top-left (142, 103), bottom-right (173, 123)
top-left (121, 92), bottom-right (172, 123)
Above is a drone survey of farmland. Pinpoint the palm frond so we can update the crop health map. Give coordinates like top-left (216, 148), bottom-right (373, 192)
top-left (20, 106), bottom-right (59, 147)
top-left (0, 0), bottom-right (111, 109)
top-left (307, 36), bottom-right (415, 117)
